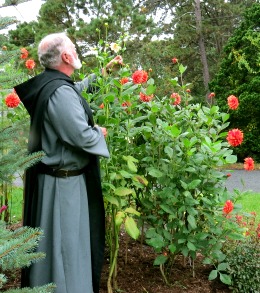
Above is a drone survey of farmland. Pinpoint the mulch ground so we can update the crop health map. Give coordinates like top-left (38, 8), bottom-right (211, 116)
top-left (3, 228), bottom-right (232, 293)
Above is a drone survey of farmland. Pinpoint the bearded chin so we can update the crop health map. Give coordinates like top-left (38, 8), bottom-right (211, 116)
top-left (72, 57), bottom-right (82, 70)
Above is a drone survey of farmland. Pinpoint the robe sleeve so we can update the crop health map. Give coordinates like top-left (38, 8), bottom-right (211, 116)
top-left (46, 85), bottom-right (109, 158)
top-left (74, 73), bottom-right (97, 93)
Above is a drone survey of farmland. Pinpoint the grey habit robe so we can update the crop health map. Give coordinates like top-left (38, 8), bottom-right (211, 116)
top-left (14, 68), bottom-right (109, 293)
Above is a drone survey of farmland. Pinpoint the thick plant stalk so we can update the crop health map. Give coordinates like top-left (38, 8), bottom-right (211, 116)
top-left (107, 208), bottom-right (120, 293)
top-left (159, 264), bottom-right (169, 285)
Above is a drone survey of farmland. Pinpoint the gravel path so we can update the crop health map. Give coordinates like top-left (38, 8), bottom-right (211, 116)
top-left (14, 170), bottom-right (260, 193)
top-left (225, 170), bottom-right (260, 193)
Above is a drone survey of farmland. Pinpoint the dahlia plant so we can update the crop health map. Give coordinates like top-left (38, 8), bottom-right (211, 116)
top-left (82, 31), bottom-right (256, 289)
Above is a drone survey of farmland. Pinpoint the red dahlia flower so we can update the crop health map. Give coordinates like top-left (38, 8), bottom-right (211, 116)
top-left (244, 157), bottom-right (254, 171)
top-left (208, 92), bottom-right (215, 98)
top-left (139, 92), bottom-right (153, 102)
top-left (5, 92), bottom-right (20, 108)
top-left (120, 77), bottom-right (129, 85)
top-left (20, 47), bottom-right (29, 59)
top-left (227, 95), bottom-right (239, 110)
top-left (0, 205), bottom-right (7, 213)
top-left (226, 129), bottom-right (243, 147)
top-left (235, 215), bottom-right (243, 223)
top-left (223, 200), bottom-right (234, 215)
top-left (122, 101), bottom-right (131, 107)
top-left (132, 70), bottom-right (148, 84)
top-left (25, 59), bottom-right (36, 69)
top-left (172, 57), bottom-right (178, 64)
top-left (170, 93), bottom-right (181, 105)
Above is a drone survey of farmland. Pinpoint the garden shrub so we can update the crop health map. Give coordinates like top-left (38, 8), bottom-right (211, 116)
top-left (225, 241), bottom-right (260, 292)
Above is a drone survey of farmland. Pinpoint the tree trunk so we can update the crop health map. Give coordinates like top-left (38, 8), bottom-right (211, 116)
top-left (194, 0), bottom-right (210, 95)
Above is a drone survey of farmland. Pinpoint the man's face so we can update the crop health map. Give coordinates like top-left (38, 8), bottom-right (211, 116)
top-left (68, 42), bottom-right (82, 70)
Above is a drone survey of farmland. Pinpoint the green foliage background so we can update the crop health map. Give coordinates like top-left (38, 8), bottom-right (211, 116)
top-left (210, 3), bottom-right (260, 162)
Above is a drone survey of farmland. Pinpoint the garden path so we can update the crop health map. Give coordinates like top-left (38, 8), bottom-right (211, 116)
top-left (14, 171), bottom-right (260, 192)
top-left (225, 170), bottom-right (260, 193)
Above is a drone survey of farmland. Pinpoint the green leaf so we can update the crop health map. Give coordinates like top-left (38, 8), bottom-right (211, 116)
top-left (187, 241), bottom-right (196, 251)
top-left (164, 146), bottom-right (173, 158)
top-left (114, 187), bottom-right (133, 196)
top-left (187, 215), bottom-right (197, 229)
top-left (146, 237), bottom-right (164, 250)
top-left (180, 180), bottom-right (188, 190)
top-left (228, 232), bottom-right (245, 240)
top-left (219, 273), bottom-right (232, 285)
top-left (168, 244), bottom-right (176, 253)
top-left (178, 239), bottom-right (186, 244)
top-left (145, 228), bottom-right (157, 238)
top-left (170, 77), bottom-right (178, 86)
top-left (115, 212), bottom-right (125, 226)
top-left (105, 195), bottom-right (119, 206)
top-left (122, 155), bottom-right (138, 172)
top-left (188, 179), bottom-right (201, 190)
top-left (208, 270), bottom-right (218, 281)
top-left (160, 204), bottom-right (174, 214)
top-left (179, 64), bottom-right (187, 74)
top-left (146, 84), bottom-right (156, 95)
top-left (133, 175), bottom-right (148, 186)
top-left (119, 170), bottom-right (133, 178)
top-left (148, 168), bottom-right (163, 178)
top-left (125, 207), bottom-right (140, 216)
top-left (169, 125), bottom-right (181, 137)
top-left (124, 217), bottom-right (140, 240)
top-left (153, 255), bottom-right (168, 266)
top-left (225, 155), bottom-right (237, 164)
top-left (222, 113), bottom-right (230, 123)
top-left (121, 84), bottom-right (139, 97)
top-left (151, 105), bottom-right (159, 113)
top-left (127, 160), bottom-right (137, 173)
top-left (113, 79), bottom-right (122, 88)
top-left (103, 93), bottom-right (115, 103)
top-left (217, 263), bottom-right (228, 271)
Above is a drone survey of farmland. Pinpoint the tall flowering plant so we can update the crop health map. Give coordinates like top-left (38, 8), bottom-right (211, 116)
top-left (81, 30), bottom-right (247, 289)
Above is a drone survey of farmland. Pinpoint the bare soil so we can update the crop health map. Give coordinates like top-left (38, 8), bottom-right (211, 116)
top-left (100, 231), bottom-right (231, 293)
top-left (3, 229), bottom-right (232, 293)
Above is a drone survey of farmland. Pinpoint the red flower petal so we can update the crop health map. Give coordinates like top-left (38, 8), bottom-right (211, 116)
top-left (226, 129), bottom-right (243, 147)
top-left (244, 157), bottom-right (254, 171)
top-left (132, 70), bottom-right (148, 84)
top-left (5, 92), bottom-right (20, 108)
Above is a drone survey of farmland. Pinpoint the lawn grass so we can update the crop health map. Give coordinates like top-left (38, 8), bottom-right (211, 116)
top-left (7, 186), bottom-right (260, 224)
top-left (236, 191), bottom-right (260, 223)
top-left (7, 186), bottom-right (23, 223)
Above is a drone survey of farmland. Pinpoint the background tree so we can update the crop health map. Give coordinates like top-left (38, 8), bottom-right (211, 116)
top-left (5, 0), bottom-right (257, 97)
top-left (139, 0), bottom-right (256, 96)
top-left (210, 3), bottom-right (260, 162)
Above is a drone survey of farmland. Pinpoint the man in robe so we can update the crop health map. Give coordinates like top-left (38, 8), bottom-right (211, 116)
top-left (14, 32), bottom-right (122, 293)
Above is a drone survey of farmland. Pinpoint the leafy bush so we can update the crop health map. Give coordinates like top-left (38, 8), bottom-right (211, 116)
top-left (209, 3), bottom-right (260, 162)
top-left (225, 241), bottom-right (260, 292)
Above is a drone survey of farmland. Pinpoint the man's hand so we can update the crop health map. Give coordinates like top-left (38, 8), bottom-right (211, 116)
top-left (100, 127), bottom-right (108, 137)
top-left (102, 55), bottom-right (124, 76)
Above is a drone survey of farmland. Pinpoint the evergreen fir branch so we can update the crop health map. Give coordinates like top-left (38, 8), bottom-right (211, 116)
top-left (0, 273), bottom-right (7, 287)
top-left (0, 231), bottom-right (43, 262)
top-left (4, 283), bottom-right (56, 293)
top-left (0, 16), bottom-right (17, 30)
top-left (0, 121), bottom-right (45, 182)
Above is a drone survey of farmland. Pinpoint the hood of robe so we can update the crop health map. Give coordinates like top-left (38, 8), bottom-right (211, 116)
top-left (14, 68), bottom-right (74, 117)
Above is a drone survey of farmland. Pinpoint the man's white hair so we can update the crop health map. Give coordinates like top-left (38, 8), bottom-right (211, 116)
top-left (38, 32), bottom-right (73, 69)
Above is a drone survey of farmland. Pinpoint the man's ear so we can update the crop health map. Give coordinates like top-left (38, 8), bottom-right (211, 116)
top-left (61, 52), bottom-right (70, 64)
